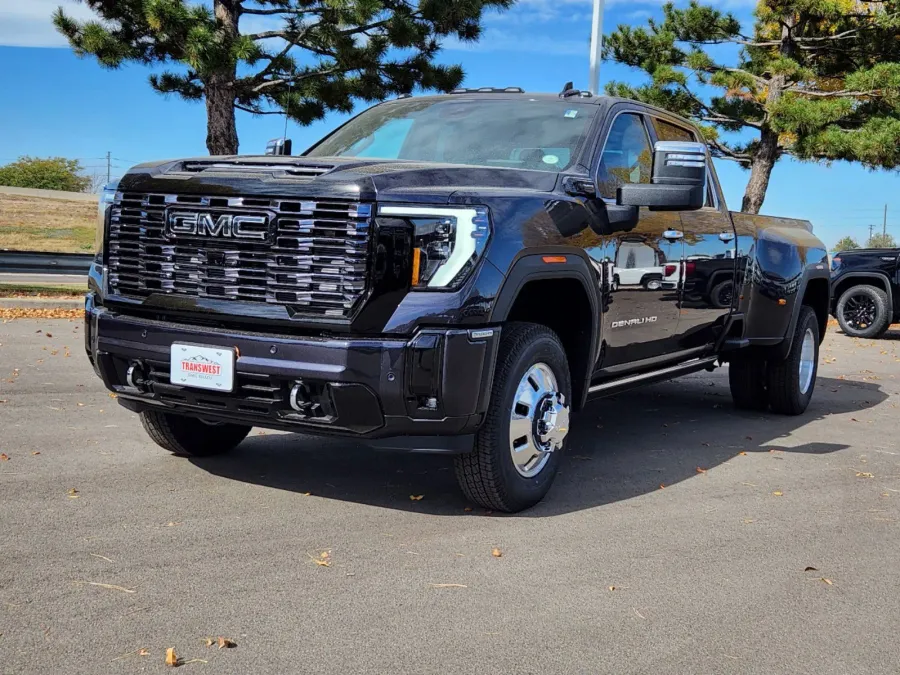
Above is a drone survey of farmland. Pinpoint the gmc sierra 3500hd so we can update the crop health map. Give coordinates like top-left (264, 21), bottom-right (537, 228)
top-left (85, 87), bottom-right (831, 512)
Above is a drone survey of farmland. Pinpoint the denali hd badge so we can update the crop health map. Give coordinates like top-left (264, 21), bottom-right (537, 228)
top-left (611, 316), bottom-right (658, 328)
top-left (165, 210), bottom-right (272, 241)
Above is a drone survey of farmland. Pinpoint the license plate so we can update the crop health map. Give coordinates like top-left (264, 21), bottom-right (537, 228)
top-left (170, 343), bottom-right (235, 392)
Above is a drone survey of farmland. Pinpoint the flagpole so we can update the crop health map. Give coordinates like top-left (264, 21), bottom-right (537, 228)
top-left (589, 0), bottom-right (605, 94)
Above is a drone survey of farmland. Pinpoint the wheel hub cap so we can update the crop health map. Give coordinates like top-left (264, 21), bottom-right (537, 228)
top-left (799, 327), bottom-right (815, 395)
top-left (509, 363), bottom-right (569, 478)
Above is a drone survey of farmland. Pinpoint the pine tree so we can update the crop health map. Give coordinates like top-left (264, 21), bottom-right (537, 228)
top-left (832, 235), bottom-right (860, 251)
top-left (55, 0), bottom-right (513, 155)
top-left (604, 0), bottom-right (900, 213)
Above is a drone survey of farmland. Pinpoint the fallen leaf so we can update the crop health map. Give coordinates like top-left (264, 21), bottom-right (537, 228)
top-left (46, 333), bottom-right (52, 338)
top-left (773, 491), bottom-right (783, 496)
top-left (696, 467), bottom-right (707, 474)
top-left (0, 453), bottom-right (8, 461)
top-left (108, 392), bottom-right (118, 399)
top-left (74, 581), bottom-right (136, 593)
top-left (608, 585), bottom-right (616, 591)
top-left (738, 451), bottom-right (747, 456)
top-left (463, 507), bottom-right (473, 512)
top-left (138, 648), bottom-right (150, 656)
top-left (821, 578), bottom-right (833, 586)
top-left (409, 495), bottom-right (424, 501)
top-left (856, 472), bottom-right (874, 478)
top-left (31, 451), bottom-right (40, 456)
top-left (430, 583), bottom-right (467, 588)
top-left (165, 647), bottom-right (180, 667)
top-left (67, 488), bottom-right (79, 498)
top-left (659, 483), bottom-right (666, 489)
top-left (205, 638), bottom-right (214, 647)
top-left (217, 637), bottom-right (236, 649)
top-left (850, 418), bottom-right (859, 422)
top-left (804, 566), bottom-right (818, 572)
top-left (491, 547), bottom-right (502, 558)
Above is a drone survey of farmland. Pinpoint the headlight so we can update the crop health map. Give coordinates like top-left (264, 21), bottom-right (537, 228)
top-left (96, 182), bottom-right (119, 259)
top-left (378, 205), bottom-right (491, 289)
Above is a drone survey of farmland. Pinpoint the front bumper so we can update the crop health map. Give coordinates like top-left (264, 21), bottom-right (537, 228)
top-left (84, 294), bottom-right (499, 452)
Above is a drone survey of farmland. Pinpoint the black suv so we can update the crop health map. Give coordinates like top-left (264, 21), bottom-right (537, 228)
top-left (831, 248), bottom-right (900, 338)
top-left (86, 90), bottom-right (830, 512)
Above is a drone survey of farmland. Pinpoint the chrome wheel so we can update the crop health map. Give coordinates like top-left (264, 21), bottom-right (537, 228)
top-left (798, 328), bottom-right (815, 395)
top-left (509, 363), bottom-right (570, 478)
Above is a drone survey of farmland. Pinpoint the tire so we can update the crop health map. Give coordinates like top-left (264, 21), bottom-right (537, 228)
top-left (728, 358), bottom-right (768, 411)
top-left (642, 274), bottom-right (663, 291)
top-left (836, 284), bottom-right (890, 338)
top-left (454, 323), bottom-right (571, 513)
top-left (140, 410), bottom-right (251, 456)
top-left (709, 279), bottom-right (734, 309)
top-left (767, 306), bottom-right (820, 415)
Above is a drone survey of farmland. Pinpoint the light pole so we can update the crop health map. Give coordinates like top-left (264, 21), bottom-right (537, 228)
top-left (588, 0), bottom-right (605, 94)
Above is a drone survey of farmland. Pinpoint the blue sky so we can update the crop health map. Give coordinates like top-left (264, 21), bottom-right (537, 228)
top-left (0, 0), bottom-right (897, 249)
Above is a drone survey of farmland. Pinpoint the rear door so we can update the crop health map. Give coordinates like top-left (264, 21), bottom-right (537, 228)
top-left (647, 116), bottom-right (737, 351)
top-left (591, 106), bottom-right (684, 369)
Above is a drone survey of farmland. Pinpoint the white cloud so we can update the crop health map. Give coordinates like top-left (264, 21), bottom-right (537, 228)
top-left (0, 0), bottom-right (97, 48)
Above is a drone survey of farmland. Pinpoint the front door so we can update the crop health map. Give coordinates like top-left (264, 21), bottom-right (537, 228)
top-left (646, 116), bottom-right (737, 350)
top-left (592, 108), bottom-right (683, 369)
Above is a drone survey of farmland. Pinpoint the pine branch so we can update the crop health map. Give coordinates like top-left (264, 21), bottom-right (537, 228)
top-left (784, 87), bottom-right (879, 97)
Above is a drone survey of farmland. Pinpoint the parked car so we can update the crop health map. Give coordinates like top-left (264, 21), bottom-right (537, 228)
top-left (830, 248), bottom-right (899, 338)
top-left (85, 87), bottom-right (830, 512)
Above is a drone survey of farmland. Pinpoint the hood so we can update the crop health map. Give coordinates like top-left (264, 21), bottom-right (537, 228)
top-left (118, 155), bottom-right (560, 203)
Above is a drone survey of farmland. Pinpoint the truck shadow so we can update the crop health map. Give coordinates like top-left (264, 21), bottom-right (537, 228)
top-left (190, 375), bottom-right (885, 517)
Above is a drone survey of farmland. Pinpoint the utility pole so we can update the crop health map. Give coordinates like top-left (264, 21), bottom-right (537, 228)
top-left (884, 203), bottom-right (888, 238)
top-left (106, 151), bottom-right (111, 183)
top-left (869, 223), bottom-right (875, 243)
top-left (588, 0), bottom-right (605, 95)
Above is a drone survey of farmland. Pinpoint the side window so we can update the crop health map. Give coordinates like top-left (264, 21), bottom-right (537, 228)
top-left (597, 114), bottom-right (652, 200)
top-left (653, 118), bottom-right (696, 143)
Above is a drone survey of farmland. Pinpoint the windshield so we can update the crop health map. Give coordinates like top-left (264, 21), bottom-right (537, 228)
top-left (305, 98), bottom-right (597, 172)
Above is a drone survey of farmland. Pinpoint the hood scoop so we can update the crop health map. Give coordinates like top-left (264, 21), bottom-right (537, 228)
top-left (176, 160), bottom-right (335, 180)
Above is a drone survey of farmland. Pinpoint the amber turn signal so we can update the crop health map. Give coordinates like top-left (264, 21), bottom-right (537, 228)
top-left (778, 298), bottom-right (787, 306)
top-left (411, 248), bottom-right (422, 286)
top-left (542, 256), bottom-right (567, 264)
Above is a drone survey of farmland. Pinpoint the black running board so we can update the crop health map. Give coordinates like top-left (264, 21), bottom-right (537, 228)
top-left (587, 357), bottom-right (719, 399)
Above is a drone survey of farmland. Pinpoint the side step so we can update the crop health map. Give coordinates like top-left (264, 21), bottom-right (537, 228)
top-left (587, 356), bottom-right (719, 399)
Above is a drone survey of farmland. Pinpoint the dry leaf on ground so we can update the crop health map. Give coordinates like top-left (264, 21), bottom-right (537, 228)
top-left (409, 495), bottom-right (424, 501)
top-left (67, 488), bottom-right (79, 498)
top-left (856, 472), bottom-right (875, 478)
top-left (696, 467), bottom-right (707, 474)
top-left (0, 308), bottom-right (83, 320)
top-left (773, 491), bottom-right (783, 496)
top-left (804, 566), bottom-right (818, 571)
top-left (0, 453), bottom-right (8, 461)
top-left (217, 637), bottom-right (237, 649)
top-left (491, 547), bottom-right (502, 558)
top-left (165, 647), bottom-right (180, 667)
top-left (821, 578), bottom-right (833, 585)
top-left (138, 648), bottom-right (149, 656)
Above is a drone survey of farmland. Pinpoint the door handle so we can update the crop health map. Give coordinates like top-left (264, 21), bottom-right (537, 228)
top-left (719, 231), bottom-right (736, 242)
top-left (663, 230), bottom-right (684, 240)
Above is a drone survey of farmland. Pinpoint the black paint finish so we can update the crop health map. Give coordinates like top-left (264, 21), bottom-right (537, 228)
top-left (88, 93), bottom-right (829, 446)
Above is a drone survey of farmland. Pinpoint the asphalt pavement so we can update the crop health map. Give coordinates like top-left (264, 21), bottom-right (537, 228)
top-left (1, 319), bottom-right (899, 674)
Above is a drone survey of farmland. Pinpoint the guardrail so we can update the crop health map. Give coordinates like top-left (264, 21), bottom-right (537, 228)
top-left (0, 251), bottom-right (93, 275)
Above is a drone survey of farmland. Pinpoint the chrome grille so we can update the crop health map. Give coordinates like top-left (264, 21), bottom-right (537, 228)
top-left (107, 193), bottom-right (372, 319)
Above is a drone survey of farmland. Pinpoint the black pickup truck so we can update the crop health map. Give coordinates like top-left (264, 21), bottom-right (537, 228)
top-left (85, 89), bottom-right (830, 512)
top-left (831, 248), bottom-right (900, 338)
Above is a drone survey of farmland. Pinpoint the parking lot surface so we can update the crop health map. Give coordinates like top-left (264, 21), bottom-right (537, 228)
top-left (2, 318), bottom-right (899, 674)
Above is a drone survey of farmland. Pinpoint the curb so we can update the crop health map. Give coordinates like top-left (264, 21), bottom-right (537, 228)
top-left (0, 297), bottom-right (84, 310)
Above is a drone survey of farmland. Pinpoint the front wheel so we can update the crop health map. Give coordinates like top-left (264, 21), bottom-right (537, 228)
top-left (140, 410), bottom-right (251, 456)
top-left (454, 323), bottom-right (571, 512)
top-left (836, 284), bottom-right (890, 338)
top-left (767, 306), bottom-right (820, 415)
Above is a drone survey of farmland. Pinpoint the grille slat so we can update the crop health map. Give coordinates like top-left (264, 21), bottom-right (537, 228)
top-left (107, 193), bottom-right (372, 319)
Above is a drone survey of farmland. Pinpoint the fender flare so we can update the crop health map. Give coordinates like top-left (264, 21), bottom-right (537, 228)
top-left (490, 252), bottom-right (601, 409)
top-left (831, 272), bottom-right (894, 317)
top-left (778, 265), bottom-right (831, 359)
